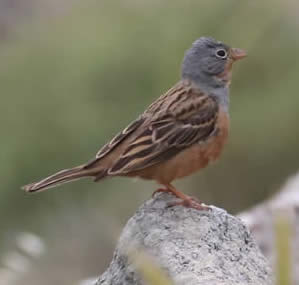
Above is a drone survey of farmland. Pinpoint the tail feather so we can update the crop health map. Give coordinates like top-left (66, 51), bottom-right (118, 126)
top-left (22, 165), bottom-right (99, 193)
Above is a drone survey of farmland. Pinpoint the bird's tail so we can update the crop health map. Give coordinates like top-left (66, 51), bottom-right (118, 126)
top-left (22, 165), bottom-right (101, 193)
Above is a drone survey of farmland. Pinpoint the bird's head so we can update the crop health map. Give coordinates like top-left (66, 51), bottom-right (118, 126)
top-left (182, 37), bottom-right (246, 88)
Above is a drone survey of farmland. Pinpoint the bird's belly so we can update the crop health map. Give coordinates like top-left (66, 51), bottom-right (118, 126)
top-left (162, 136), bottom-right (226, 182)
top-left (168, 144), bottom-right (213, 179)
top-left (133, 109), bottom-right (229, 184)
top-left (135, 130), bottom-right (228, 184)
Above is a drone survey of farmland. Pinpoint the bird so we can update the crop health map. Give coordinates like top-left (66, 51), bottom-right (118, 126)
top-left (22, 37), bottom-right (246, 210)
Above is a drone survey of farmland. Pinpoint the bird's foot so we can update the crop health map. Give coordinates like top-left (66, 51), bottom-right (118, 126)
top-left (167, 196), bottom-right (211, 211)
top-left (152, 185), bottom-right (210, 211)
top-left (152, 187), bottom-right (175, 198)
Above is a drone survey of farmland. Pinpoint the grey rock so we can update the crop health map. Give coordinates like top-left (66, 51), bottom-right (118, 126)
top-left (96, 193), bottom-right (273, 285)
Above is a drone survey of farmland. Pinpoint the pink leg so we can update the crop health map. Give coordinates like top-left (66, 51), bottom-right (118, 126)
top-left (152, 184), bottom-right (210, 211)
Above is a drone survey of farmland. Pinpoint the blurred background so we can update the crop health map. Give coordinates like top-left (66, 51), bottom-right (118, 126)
top-left (0, 0), bottom-right (298, 284)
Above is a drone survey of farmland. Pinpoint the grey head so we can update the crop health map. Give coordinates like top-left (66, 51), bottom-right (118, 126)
top-left (181, 37), bottom-right (246, 94)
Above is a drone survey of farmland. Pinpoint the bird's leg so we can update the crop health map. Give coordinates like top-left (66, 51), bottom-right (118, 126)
top-left (152, 187), bottom-right (176, 198)
top-left (154, 183), bottom-right (210, 211)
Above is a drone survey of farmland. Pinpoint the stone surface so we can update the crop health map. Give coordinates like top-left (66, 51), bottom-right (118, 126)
top-left (96, 193), bottom-right (273, 285)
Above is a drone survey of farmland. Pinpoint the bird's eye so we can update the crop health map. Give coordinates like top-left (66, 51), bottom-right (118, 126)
top-left (215, 49), bottom-right (227, 59)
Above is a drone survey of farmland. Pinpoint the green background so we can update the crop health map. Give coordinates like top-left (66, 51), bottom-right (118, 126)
top-left (0, 0), bottom-right (298, 284)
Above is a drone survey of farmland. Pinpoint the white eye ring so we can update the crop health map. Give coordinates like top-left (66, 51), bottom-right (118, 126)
top-left (216, 49), bottom-right (227, 59)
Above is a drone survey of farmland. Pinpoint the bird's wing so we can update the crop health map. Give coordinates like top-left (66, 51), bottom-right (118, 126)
top-left (108, 81), bottom-right (219, 175)
top-left (84, 116), bottom-right (145, 169)
top-left (95, 118), bottom-right (144, 159)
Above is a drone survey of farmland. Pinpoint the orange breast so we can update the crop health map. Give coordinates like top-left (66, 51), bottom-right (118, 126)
top-left (136, 108), bottom-right (229, 184)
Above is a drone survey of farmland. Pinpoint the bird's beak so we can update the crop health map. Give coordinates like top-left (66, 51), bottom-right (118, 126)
top-left (231, 48), bottom-right (247, 61)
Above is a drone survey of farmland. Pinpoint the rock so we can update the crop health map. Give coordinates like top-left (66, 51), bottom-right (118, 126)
top-left (96, 193), bottom-right (273, 285)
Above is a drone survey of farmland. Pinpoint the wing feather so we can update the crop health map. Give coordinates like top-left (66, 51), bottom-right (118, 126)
top-left (109, 82), bottom-right (219, 175)
top-left (84, 117), bottom-right (144, 169)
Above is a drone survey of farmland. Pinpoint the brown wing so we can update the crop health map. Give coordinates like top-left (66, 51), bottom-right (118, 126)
top-left (108, 82), bottom-right (219, 175)
top-left (84, 117), bottom-right (145, 169)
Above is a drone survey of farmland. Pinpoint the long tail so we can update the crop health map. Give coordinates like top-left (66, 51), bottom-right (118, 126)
top-left (22, 165), bottom-right (103, 193)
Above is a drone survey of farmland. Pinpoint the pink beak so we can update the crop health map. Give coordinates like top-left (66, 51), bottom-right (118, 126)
top-left (231, 48), bottom-right (247, 61)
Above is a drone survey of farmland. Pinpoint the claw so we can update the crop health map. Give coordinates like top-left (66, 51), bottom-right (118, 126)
top-left (152, 188), bottom-right (176, 198)
top-left (167, 198), bottom-right (211, 211)
top-left (152, 184), bottom-right (210, 211)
